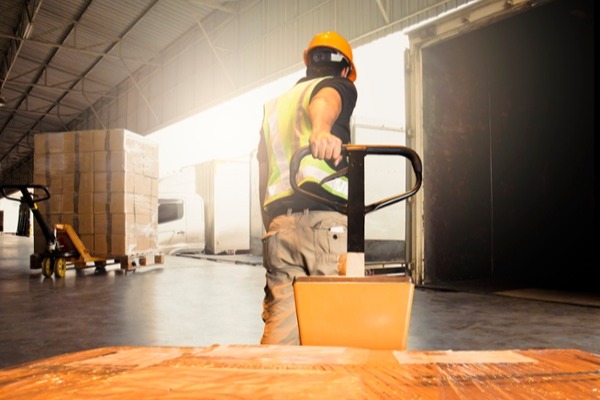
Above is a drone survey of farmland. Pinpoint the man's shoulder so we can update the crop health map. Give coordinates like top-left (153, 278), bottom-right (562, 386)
top-left (300, 76), bottom-right (354, 87)
top-left (313, 76), bottom-right (356, 96)
top-left (312, 77), bottom-right (357, 106)
top-left (318, 76), bottom-right (355, 87)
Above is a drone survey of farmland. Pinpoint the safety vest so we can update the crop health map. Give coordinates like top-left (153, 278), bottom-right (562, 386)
top-left (262, 77), bottom-right (348, 208)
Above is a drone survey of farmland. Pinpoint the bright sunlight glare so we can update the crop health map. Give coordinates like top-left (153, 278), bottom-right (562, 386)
top-left (148, 32), bottom-right (409, 178)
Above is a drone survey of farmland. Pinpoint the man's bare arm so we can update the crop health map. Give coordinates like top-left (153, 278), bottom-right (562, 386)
top-left (308, 87), bottom-right (343, 166)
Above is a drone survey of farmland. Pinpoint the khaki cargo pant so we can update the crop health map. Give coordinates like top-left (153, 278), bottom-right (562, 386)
top-left (261, 210), bottom-right (347, 345)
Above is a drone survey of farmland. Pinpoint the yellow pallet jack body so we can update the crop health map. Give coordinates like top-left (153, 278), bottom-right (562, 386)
top-left (294, 275), bottom-right (415, 350)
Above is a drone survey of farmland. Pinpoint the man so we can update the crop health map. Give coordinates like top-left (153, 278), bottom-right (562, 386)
top-left (257, 31), bottom-right (358, 345)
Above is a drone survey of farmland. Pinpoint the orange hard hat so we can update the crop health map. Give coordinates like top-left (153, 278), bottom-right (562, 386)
top-left (303, 31), bottom-right (356, 82)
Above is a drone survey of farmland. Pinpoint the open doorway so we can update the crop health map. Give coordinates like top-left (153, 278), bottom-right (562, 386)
top-left (418, 0), bottom-right (594, 292)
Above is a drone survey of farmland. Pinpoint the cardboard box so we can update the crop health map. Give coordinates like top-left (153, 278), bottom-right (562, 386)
top-left (76, 151), bottom-right (95, 172)
top-left (78, 131), bottom-right (94, 151)
top-left (62, 131), bottom-right (76, 153)
top-left (94, 213), bottom-right (126, 235)
top-left (75, 213), bottom-right (94, 235)
top-left (49, 194), bottom-right (63, 214)
top-left (48, 153), bottom-right (64, 172)
top-left (59, 213), bottom-right (74, 226)
top-left (62, 193), bottom-right (93, 214)
top-left (93, 150), bottom-right (126, 172)
top-left (50, 134), bottom-right (65, 154)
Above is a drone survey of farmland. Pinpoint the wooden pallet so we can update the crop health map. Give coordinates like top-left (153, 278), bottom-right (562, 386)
top-left (117, 252), bottom-right (165, 271)
top-left (30, 251), bottom-right (165, 273)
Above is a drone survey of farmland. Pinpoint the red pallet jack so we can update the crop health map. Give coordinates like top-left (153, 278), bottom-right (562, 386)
top-left (289, 144), bottom-right (423, 350)
top-left (0, 184), bottom-right (109, 278)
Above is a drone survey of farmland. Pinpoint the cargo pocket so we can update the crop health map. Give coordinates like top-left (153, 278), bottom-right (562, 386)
top-left (262, 231), bottom-right (279, 273)
top-left (313, 218), bottom-right (347, 256)
top-left (326, 225), bottom-right (346, 255)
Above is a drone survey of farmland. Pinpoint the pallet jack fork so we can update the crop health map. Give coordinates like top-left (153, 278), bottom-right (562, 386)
top-left (289, 145), bottom-right (423, 350)
top-left (0, 184), bottom-right (108, 278)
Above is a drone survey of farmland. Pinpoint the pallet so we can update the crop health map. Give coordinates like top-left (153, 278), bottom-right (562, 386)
top-left (30, 251), bottom-right (165, 273)
top-left (117, 252), bottom-right (165, 271)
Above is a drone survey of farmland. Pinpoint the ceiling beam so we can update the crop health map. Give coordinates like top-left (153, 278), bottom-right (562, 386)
top-left (187, 0), bottom-right (237, 14)
top-left (374, 0), bottom-right (391, 24)
top-left (192, 14), bottom-right (236, 89)
top-left (0, 0), bottom-right (44, 94)
top-left (0, 33), bottom-right (162, 66)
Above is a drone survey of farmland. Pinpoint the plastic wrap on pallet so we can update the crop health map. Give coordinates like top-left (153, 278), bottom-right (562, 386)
top-left (32, 129), bottom-right (159, 259)
top-left (0, 346), bottom-right (598, 399)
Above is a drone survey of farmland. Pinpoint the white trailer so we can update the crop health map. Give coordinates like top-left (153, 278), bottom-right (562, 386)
top-left (158, 193), bottom-right (205, 255)
top-left (160, 158), bottom-right (250, 255)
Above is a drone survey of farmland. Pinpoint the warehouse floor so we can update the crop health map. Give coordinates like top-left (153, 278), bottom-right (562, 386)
top-left (1, 233), bottom-right (599, 370)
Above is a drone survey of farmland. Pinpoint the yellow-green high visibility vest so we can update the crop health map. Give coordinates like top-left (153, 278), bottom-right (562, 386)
top-left (261, 77), bottom-right (348, 208)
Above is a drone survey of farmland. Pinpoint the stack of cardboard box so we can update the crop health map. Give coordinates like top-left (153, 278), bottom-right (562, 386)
top-left (33, 129), bottom-right (159, 260)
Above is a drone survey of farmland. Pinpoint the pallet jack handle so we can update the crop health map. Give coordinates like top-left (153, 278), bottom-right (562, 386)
top-left (290, 144), bottom-right (423, 255)
top-left (291, 145), bottom-right (422, 275)
top-left (0, 184), bottom-right (57, 247)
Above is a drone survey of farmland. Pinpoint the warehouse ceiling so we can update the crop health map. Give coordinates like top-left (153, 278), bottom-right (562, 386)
top-left (0, 0), bottom-right (481, 187)
top-left (0, 0), bottom-right (242, 184)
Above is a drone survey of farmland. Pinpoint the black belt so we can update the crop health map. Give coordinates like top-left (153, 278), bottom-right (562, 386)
top-left (266, 199), bottom-right (335, 219)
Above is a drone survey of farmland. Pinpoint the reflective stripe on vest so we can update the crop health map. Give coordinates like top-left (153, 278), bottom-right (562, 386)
top-left (262, 77), bottom-right (348, 208)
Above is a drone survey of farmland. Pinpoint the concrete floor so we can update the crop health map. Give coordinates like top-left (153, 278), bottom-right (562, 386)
top-left (1, 233), bottom-right (599, 370)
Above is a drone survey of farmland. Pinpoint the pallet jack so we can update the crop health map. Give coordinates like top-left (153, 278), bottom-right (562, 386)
top-left (289, 144), bottom-right (423, 350)
top-left (0, 184), bottom-right (109, 278)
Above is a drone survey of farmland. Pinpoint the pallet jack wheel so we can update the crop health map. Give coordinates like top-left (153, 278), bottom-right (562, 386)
top-left (41, 258), bottom-right (54, 278)
top-left (54, 258), bottom-right (67, 278)
top-left (94, 261), bottom-right (107, 275)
